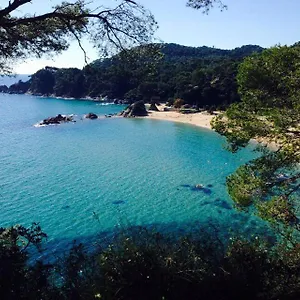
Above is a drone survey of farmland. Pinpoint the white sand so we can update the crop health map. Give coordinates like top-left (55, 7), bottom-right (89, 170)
top-left (143, 104), bottom-right (279, 150)
top-left (145, 104), bottom-right (215, 129)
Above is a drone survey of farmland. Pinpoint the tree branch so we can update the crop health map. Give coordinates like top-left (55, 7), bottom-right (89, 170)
top-left (0, 0), bottom-right (32, 19)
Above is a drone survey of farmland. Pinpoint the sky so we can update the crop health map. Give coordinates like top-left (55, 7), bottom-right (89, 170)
top-left (9, 0), bottom-right (300, 74)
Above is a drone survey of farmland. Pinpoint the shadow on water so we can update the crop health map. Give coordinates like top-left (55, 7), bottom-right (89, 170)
top-left (35, 215), bottom-right (275, 262)
top-left (112, 200), bottom-right (126, 205)
top-left (180, 183), bottom-right (213, 195)
top-left (62, 205), bottom-right (71, 210)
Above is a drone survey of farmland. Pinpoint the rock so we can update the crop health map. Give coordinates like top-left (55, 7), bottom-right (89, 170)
top-left (148, 102), bottom-right (159, 111)
top-left (40, 114), bottom-right (74, 125)
top-left (85, 112), bottom-right (98, 119)
top-left (0, 85), bottom-right (8, 93)
top-left (122, 101), bottom-right (148, 117)
top-left (195, 184), bottom-right (204, 189)
top-left (183, 104), bottom-right (191, 109)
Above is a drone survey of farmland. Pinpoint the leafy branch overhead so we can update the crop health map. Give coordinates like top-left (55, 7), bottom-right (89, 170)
top-left (186, 0), bottom-right (227, 13)
top-left (0, 0), bottom-right (157, 73)
top-left (0, 0), bottom-right (230, 73)
top-left (212, 46), bottom-right (300, 230)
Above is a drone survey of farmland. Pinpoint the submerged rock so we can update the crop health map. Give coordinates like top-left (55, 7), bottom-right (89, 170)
top-left (121, 101), bottom-right (148, 117)
top-left (85, 112), bottom-right (98, 119)
top-left (195, 184), bottom-right (204, 189)
top-left (40, 114), bottom-right (74, 125)
top-left (191, 184), bottom-right (212, 194)
top-left (112, 200), bottom-right (126, 205)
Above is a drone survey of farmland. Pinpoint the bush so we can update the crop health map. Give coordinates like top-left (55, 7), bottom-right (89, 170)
top-left (173, 98), bottom-right (185, 108)
top-left (1, 224), bottom-right (300, 300)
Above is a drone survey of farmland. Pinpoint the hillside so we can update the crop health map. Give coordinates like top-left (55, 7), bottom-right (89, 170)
top-left (3, 43), bottom-right (264, 108)
top-left (0, 74), bottom-right (30, 87)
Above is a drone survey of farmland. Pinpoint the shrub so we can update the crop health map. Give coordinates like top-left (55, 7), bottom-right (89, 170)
top-left (173, 98), bottom-right (184, 108)
top-left (1, 224), bottom-right (300, 299)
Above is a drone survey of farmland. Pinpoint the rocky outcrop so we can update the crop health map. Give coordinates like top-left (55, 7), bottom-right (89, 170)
top-left (148, 102), bottom-right (159, 111)
top-left (120, 101), bottom-right (148, 118)
top-left (0, 85), bottom-right (8, 93)
top-left (85, 112), bottom-right (98, 119)
top-left (113, 99), bottom-right (130, 105)
top-left (40, 114), bottom-right (74, 125)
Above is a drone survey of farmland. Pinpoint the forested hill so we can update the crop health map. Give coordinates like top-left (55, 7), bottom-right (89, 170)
top-left (91, 43), bottom-right (264, 66)
top-left (3, 43), bottom-right (264, 108)
top-left (161, 43), bottom-right (263, 60)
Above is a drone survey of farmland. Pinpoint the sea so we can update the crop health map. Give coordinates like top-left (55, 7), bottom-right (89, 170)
top-left (0, 94), bottom-right (270, 256)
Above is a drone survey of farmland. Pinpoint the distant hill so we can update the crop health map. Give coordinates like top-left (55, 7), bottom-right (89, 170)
top-left (0, 74), bottom-right (31, 87)
top-left (160, 43), bottom-right (264, 60)
top-left (3, 43), bottom-right (265, 108)
top-left (91, 43), bottom-right (264, 68)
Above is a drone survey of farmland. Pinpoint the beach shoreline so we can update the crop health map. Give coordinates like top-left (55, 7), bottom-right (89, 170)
top-left (143, 104), bottom-right (279, 151)
top-left (144, 104), bottom-right (215, 130)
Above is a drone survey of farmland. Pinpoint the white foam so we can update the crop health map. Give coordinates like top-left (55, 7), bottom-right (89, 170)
top-left (96, 102), bottom-right (112, 106)
top-left (34, 123), bottom-right (57, 128)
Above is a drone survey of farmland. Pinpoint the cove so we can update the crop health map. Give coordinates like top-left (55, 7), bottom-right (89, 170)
top-left (0, 94), bottom-right (266, 254)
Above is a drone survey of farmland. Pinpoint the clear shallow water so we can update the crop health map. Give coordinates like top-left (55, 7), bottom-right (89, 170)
top-left (0, 94), bottom-right (267, 254)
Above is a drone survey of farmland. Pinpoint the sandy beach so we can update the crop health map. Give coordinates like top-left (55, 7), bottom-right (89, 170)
top-left (144, 105), bottom-right (279, 150)
top-left (145, 104), bottom-right (215, 130)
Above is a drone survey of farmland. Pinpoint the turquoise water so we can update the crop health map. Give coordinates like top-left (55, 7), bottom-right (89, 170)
top-left (0, 94), bottom-right (266, 254)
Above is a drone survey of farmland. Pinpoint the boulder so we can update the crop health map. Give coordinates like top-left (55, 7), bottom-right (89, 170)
top-left (121, 101), bottom-right (148, 117)
top-left (148, 102), bottom-right (159, 111)
top-left (40, 114), bottom-right (74, 125)
top-left (183, 104), bottom-right (191, 109)
top-left (85, 112), bottom-right (98, 119)
top-left (195, 184), bottom-right (204, 189)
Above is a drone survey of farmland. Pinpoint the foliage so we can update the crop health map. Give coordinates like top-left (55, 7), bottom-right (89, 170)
top-left (12, 43), bottom-right (263, 107)
top-left (0, 223), bottom-right (51, 299)
top-left (173, 98), bottom-right (185, 108)
top-left (187, 0), bottom-right (227, 13)
top-left (54, 68), bottom-right (86, 98)
top-left (0, 0), bottom-right (233, 74)
top-left (30, 68), bottom-right (56, 95)
top-left (0, 224), bottom-right (300, 299)
top-left (0, 0), bottom-right (157, 73)
top-left (212, 45), bottom-right (300, 232)
top-left (7, 79), bottom-right (30, 94)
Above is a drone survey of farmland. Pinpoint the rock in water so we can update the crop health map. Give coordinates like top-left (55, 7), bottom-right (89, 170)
top-left (40, 114), bottom-right (74, 125)
top-left (121, 101), bottom-right (148, 117)
top-left (85, 112), bottom-right (98, 119)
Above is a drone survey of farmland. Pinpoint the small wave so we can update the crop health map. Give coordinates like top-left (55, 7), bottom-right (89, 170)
top-left (34, 122), bottom-right (57, 128)
top-left (96, 102), bottom-right (113, 106)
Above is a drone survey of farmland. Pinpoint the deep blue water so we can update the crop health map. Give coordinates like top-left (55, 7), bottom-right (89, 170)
top-left (0, 94), bottom-right (267, 255)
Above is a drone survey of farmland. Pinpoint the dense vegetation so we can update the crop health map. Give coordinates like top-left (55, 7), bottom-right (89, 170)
top-left (5, 43), bottom-right (263, 109)
top-left (4, 2), bottom-right (300, 300)
top-left (212, 45), bottom-right (300, 232)
top-left (82, 43), bottom-right (263, 108)
top-left (1, 223), bottom-right (299, 300)
top-left (2, 44), bottom-right (299, 300)
top-left (0, 0), bottom-right (157, 74)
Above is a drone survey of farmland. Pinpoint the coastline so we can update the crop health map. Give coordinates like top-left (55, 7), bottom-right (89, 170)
top-left (144, 104), bottom-right (279, 151)
top-left (144, 104), bottom-right (215, 130)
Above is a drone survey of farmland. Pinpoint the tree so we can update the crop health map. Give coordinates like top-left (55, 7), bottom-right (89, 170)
top-left (30, 68), bottom-right (56, 95)
top-left (54, 68), bottom-right (86, 98)
top-left (186, 0), bottom-right (227, 13)
top-left (0, 0), bottom-right (157, 73)
top-left (212, 46), bottom-right (300, 233)
top-left (0, 223), bottom-right (50, 299)
top-left (0, 0), bottom-right (230, 74)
